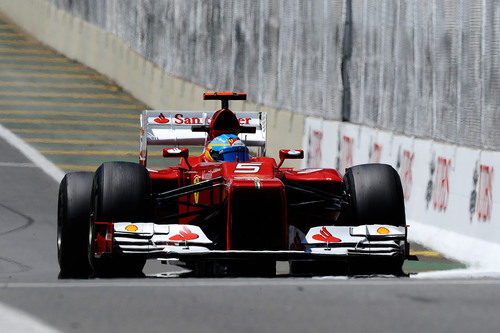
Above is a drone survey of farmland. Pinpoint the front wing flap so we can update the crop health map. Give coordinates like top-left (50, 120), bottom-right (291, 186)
top-left (111, 223), bottom-right (407, 260)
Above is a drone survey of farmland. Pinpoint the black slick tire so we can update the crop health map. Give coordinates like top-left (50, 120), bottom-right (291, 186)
top-left (57, 172), bottom-right (94, 279)
top-left (341, 163), bottom-right (406, 276)
top-left (342, 163), bottom-right (406, 227)
top-left (90, 162), bottom-right (151, 277)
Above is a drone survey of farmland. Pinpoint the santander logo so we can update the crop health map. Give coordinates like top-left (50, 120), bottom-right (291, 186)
top-left (154, 113), bottom-right (169, 124)
top-left (169, 226), bottom-right (199, 241)
top-left (151, 113), bottom-right (252, 125)
top-left (312, 227), bottom-right (341, 243)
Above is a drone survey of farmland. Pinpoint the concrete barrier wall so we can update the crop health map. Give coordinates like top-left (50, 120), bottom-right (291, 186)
top-left (29, 0), bottom-right (500, 152)
top-left (347, 0), bottom-right (500, 151)
top-left (0, 0), bottom-right (304, 166)
top-left (43, 0), bottom-right (347, 121)
top-left (302, 116), bottom-right (500, 267)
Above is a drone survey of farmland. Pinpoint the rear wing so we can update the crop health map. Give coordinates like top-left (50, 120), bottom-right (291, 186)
top-left (139, 110), bottom-right (267, 166)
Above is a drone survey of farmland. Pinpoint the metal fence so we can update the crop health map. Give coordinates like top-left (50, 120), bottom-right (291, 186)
top-left (47, 0), bottom-right (500, 150)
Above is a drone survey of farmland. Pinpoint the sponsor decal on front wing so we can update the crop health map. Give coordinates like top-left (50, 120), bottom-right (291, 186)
top-left (169, 226), bottom-right (199, 241)
top-left (312, 226), bottom-right (341, 243)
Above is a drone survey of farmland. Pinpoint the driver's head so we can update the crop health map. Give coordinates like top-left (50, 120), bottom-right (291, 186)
top-left (204, 134), bottom-right (250, 162)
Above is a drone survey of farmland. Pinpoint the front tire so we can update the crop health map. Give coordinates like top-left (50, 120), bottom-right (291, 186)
top-left (342, 163), bottom-right (406, 227)
top-left (341, 163), bottom-right (406, 276)
top-left (57, 172), bottom-right (94, 279)
top-left (89, 162), bottom-right (151, 277)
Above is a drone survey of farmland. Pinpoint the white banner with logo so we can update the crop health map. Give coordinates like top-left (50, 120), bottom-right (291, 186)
top-left (302, 117), bottom-right (500, 254)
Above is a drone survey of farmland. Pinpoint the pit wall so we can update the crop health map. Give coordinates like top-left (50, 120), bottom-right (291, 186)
top-left (0, 0), bottom-right (304, 166)
top-left (303, 117), bottom-right (500, 268)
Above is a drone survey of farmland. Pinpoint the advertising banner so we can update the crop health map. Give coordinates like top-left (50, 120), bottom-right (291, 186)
top-left (303, 117), bottom-right (500, 253)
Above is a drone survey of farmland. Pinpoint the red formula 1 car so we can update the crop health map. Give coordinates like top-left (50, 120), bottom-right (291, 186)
top-left (57, 92), bottom-right (413, 278)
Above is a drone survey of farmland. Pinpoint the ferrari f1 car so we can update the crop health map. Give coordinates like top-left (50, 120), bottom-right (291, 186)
top-left (57, 92), bottom-right (414, 278)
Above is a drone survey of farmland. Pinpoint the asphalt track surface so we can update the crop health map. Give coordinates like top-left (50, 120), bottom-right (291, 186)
top-left (1, 11), bottom-right (499, 333)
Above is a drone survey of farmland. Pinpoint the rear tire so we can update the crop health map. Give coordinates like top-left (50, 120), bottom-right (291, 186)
top-left (57, 172), bottom-right (94, 279)
top-left (90, 162), bottom-right (151, 277)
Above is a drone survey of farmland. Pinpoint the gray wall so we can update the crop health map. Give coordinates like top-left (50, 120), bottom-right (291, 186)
top-left (47, 0), bottom-right (500, 150)
top-left (348, 0), bottom-right (500, 150)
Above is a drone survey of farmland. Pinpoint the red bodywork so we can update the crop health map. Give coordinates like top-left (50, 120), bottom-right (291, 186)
top-left (145, 94), bottom-right (343, 251)
top-left (149, 157), bottom-right (342, 251)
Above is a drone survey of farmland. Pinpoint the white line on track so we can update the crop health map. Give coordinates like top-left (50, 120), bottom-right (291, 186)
top-left (0, 123), bottom-right (64, 182)
top-left (0, 302), bottom-right (61, 333)
top-left (0, 161), bottom-right (36, 167)
top-left (413, 269), bottom-right (500, 279)
top-left (2, 277), bottom-right (500, 289)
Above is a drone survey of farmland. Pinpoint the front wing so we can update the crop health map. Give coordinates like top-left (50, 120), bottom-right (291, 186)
top-left (106, 223), bottom-right (408, 262)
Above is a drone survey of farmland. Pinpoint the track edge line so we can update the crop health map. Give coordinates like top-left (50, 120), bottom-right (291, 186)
top-left (0, 122), bottom-right (64, 182)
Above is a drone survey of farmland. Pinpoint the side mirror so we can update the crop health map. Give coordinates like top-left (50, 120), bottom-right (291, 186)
top-left (277, 149), bottom-right (304, 169)
top-left (163, 148), bottom-right (191, 169)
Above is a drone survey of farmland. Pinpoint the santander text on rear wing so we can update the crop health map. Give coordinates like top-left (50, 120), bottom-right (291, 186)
top-left (139, 110), bottom-right (267, 165)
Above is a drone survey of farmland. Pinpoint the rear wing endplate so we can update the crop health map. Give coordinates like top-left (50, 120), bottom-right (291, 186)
top-left (139, 110), bottom-right (266, 165)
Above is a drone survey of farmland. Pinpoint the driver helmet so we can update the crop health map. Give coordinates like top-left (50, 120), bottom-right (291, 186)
top-left (204, 134), bottom-right (250, 162)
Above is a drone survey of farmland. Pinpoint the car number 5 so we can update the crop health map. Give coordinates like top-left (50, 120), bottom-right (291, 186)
top-left (234, 163), bottom-right (262, 173)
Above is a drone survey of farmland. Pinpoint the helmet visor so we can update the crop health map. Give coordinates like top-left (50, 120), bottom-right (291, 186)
top-left (220, 149), bottom-right (250, 162)
top-left (210, 146), bottom-right (249, 162)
